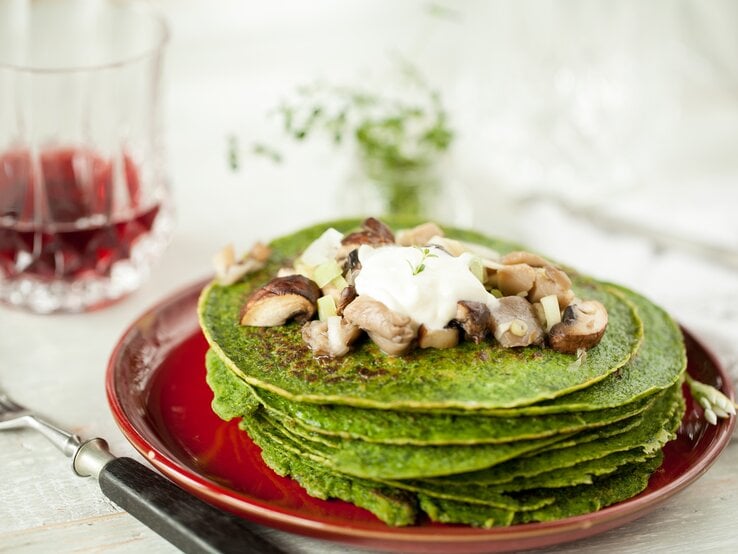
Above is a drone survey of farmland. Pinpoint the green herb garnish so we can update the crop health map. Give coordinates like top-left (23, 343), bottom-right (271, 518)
top-left (408, 247), bottom-right (438, 276)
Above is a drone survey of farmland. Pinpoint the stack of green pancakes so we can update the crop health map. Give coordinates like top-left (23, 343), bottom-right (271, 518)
top-left (198, 218), bottom-right (687, 527)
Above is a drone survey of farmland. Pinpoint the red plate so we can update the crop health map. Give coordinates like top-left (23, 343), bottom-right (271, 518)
top-left (106, 279), bottom-right (735, 553)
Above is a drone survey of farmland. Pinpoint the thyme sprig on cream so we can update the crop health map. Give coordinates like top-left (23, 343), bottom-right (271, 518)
top-left (685, 374), bottom-right (736, 425)
top-left (407, 247), bottom-right (438, 276)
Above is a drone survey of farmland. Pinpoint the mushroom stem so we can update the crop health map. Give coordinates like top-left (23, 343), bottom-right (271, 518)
top-left (418, 326), bottom-right (460, 349)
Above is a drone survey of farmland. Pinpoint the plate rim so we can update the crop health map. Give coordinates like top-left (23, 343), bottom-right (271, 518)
top-left (106, 278), bottom-right (736, 548)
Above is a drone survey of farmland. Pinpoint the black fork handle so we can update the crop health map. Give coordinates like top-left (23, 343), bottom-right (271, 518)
top-left (98, 457), bottom-right (287, 554)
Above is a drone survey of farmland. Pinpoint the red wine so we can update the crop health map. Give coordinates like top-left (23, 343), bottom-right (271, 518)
top-left (0, 147), bottom-right (161, 281)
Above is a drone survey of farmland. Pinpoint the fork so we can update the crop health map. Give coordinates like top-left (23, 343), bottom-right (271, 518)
top-left (0, 386), bottom-right (286, 554)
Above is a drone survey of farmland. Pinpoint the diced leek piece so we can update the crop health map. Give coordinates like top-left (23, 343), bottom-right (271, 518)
top-left (317, 295), bottom-right (337, 321)
top-left (468, 256), bottom-right (485, 283)
top-left (331, 275), bottom-right (349, 291)
top-left (540, 294), bottom-right (561, 331)
top-left (314, 260), bottom-right (343, 287)
top-left (327, 315), bottom-right (348, 356)
top-left (532, 302), bottom-right (546, 326)
top-left (489, 288), bottom-right (503, 298)
top-left (300, 228), bottom-right (344, 267)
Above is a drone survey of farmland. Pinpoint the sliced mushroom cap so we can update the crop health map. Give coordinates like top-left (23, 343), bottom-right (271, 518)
top-left (301, 316), bottom-right (361, 357)
top-left (241, 275), bottom-right (321, 326)
top-left (247, 242), bottom-right (272, 263)
top-left (498, 251), bottom-right (575, 306)
top-left (338, 218), bottom-right (395, 259)
top-left (396, 222), bottom-right (444, 246)
top-left (336, 285), bottom-right (357, 315)
top-left (454, 301), bottom-right (491, 343)
top-left (497, 263), bottom-right (537, 297)
top-left (342, 249), bottom-right (362, 286)
top-left (367, 333), bottom-right (413, 356)
top-left (344, 267), bottom-right (360, 287)
top-left (501, 251), bottom-right (551, 268)
top-left (213, 244), bottom-right (236, 276)
top-left (363, 217), bottom-right (395, 242)
top-left (549, 300), bottom-right (608, 354)
top-left (489, 296), bottom-right (545, 348)
top-left (528, 266), bottom-right (575, 306)
top-left (418, 325), bottom-right (460, 349)
top-left (497, 263), bottom-right (573, 307)
top-left (344, 248), bottom-right (362, 271)
top-left (213, 243), bottom-right (270, 286)
top-left (343, 295), bottom-right (417, 356)
top-left (216, 258), bottom-right (264, 286)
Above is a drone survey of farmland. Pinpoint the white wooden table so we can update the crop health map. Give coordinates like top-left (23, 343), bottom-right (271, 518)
top-left (2, 1), bottom-right (737, 552)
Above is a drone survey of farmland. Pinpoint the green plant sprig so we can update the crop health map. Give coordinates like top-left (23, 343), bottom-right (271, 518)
top-left (229, 62), bottom-right (453, 174)
top-left (407, 247), bottom-right (438, 276)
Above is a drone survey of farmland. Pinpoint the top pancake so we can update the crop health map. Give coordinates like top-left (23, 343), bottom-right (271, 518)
top-left (198, 218), bottom-right (643, 410)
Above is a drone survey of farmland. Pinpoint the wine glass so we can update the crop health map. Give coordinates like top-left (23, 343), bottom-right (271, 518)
top-left (0, 0), bottom-right (173, 313)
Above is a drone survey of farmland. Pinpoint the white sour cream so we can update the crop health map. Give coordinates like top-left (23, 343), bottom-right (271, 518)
top-left (354, 245), bottom-right (499, 330)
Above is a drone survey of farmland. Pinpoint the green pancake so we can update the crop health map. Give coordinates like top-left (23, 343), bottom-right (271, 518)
top-left (204, 281), bottom-right (684, 446)
top-left (260, 384), bottom-right (683, 490)
top-left (246, 409), bottom-right (556, 512)
top-left (246, 408), bottom-right (572, 480)
top-left (480, 448), bottom-right (660, 492)
top-left (418, 454), bottom-right (663, 528)
top-left (414, 396), bottom-right (682, 527)
top-left (199, 219), bottom-right (643, 410)
top-left (244, 411), bottom-right (419, 526)
top-left (241, 385), bottom-right (676, 484)
top-left (239, 400), bottom-right (677, 525)
top-left (205, 348), bottom-right (653, 445)
top-left (463, 285), bottom-right (686, 415)
top-left (429, 382), bottom-right (682, 486)
top-left (199, 217), bottom-right (687, 528)
top-left (515, 454), bottom-right (665, 523)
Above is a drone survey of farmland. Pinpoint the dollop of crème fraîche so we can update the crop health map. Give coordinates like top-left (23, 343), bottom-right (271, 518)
top-left (354, 244), bottom-right (499, 330)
